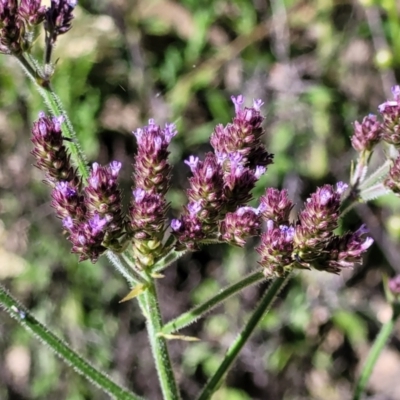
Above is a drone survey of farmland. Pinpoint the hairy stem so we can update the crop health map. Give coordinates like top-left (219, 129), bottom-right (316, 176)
top-left (197, 273), bottom-right (291, 400)
top-left (16, 54), bottom-right (89, 180)
top-left (138, 281), bottom-right (181, 400)
top-left (162, 270), bottom-right (265, 334)
top-left (0, 283), bottom-right (142, 400)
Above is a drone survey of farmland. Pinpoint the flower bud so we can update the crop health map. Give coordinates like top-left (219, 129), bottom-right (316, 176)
top-left (259, 188), bottom-right (293, 225)
top-left (31, 112), bottom-right (80, 187)
top-left (351, 114), bottom-right (382, 152)
top-left (220, 206), bottom-right (261, 247)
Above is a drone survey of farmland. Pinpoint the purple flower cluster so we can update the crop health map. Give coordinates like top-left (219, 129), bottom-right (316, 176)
top-left (31, 94), bottom-right (373, 276)
top-left (171, 96), bottom-right (273, 249)
top-left (32, 113), bottom-right (124, 262)
top-left (257, 183), bottom-right (373, 277)
top-left (350, 85), bottom-right (400, 197)
top-left (128, 120), bottom-right (175, 268)
top-left (0, 0), bottom-right (74, 55)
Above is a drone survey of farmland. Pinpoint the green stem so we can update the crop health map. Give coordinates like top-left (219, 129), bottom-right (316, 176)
top-left (197, 273), bottom-right (291, 400)
top-left (352, 306), bottom-right (400, 400)
top-left (117, 252), bottom-right (149, 285)
top-left (0, 283), bottom-right (142, 400)
top-left (106, 251), bottom-right (138, 284)
top-left (16, 54), bottom-right (89, 180)
top-left (139, 281), bottom-right (181, 400)
top-left (162, 270), bottom-right (265, 334)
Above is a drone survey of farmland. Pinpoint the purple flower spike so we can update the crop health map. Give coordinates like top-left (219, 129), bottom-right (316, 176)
top-left (52, 181), bottom-right (85, 220)
top-left (31, 113), bottom-right (80, 187)
top-left (19, 0), bottom-right (46, 25)
top-left (351, 115), bottom-right (383, 152)
top-left (133, 118), bottom-right (174, 195)
top-left (44, 0), bottom-right (76, 38)
top-left (314, 226), bottom-right (374, 274)
top-left (293, 184), bottom-right (345, 264)
top-left (257, 224), bottom-right (296, 278)
top-left (259, 188), bottom-right (294, 225)
top-left (84, 161), bottom-right (124, 246)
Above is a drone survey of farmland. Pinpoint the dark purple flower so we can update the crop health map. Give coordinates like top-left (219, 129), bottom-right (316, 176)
top-left (0, 0), bottom-right (26, 54)
top-left (31, 112), bottom-right (80, 187)
top-left (63, 213), bottom-right (107, 263)
top-left (257, 222), bottom-right (296, 277)
top-left (51, 181), bottom-right (85, 220)
top-left (185, 153), bottom-right (224, 230)
top-left (220, 206), bottom-right (261, 247)
top-left (221, 154), bottom-right (261, 211)
top-left (170, 213), bottom-right (205, 251)
top-left (259, 188), bottom-right (294, 225)
top-left (351, 114), bottom-right (382, 152)
top-left (19, 0), bottom-right (46, 25)
top-left (293, 183), bottom-right (347, 261)
top-left (314, 225), bottom-right (374, 274)
top-left (84, 161), bottom-right (124, 246)
top-left (210, 95), bottom-right (273, 170)
top-left (133, 119), bottom-right (175, 195)
top-left (44, 0), bottom-right (76, 38)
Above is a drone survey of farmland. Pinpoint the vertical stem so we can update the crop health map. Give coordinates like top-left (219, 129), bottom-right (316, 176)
top-left (197, 274), bottom-right (291, 400)
top-left (352, 307), bottom-right (400, 400)
top-left (16, 54), bottom-right (89, 180)
top-left (139, 281), bottom-right (181, 400)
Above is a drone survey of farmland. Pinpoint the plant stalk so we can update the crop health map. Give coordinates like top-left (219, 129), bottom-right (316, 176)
top-left (197, 273), bottom-right (291, 400)
top-left (16, 54), bottom-right (89, 179)
top-left (139, 281), bottom-right (181, 400)
top-left (163, 270), bottom-right (265, 334)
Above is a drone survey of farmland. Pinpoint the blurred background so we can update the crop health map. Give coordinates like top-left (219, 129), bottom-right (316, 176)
top-left (1, 0), bottom-right (400, 399)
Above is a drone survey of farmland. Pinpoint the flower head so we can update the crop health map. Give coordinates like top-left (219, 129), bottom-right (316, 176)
top-left (31, 112), bottom-right (80, 187)
top-left (133, 119), bottom-right (175, 195)
top-left (220, 206), bottom-right (261, 247)
top-left (313, 225), bottom-right (373, 274)
top-left (259, 188), bottom-right (293, 225)
top-left (294, 183), bottom-right (347, 261)
top-left (210, 95), bottom-right (273, 170)
top-left (64, 213), bottom-right (107, 263)
top-left (44, 0), bottom-right (76, 40)
top-left (351, 114), bottom-right (382, 152)
top-left (257, 223), bottom-right (295, 277)
top-left (84, 161), bottom-right (124, 247)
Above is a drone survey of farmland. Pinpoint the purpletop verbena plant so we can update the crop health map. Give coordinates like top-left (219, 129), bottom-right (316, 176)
top-left (3, 2), bottom-right (400, 400)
